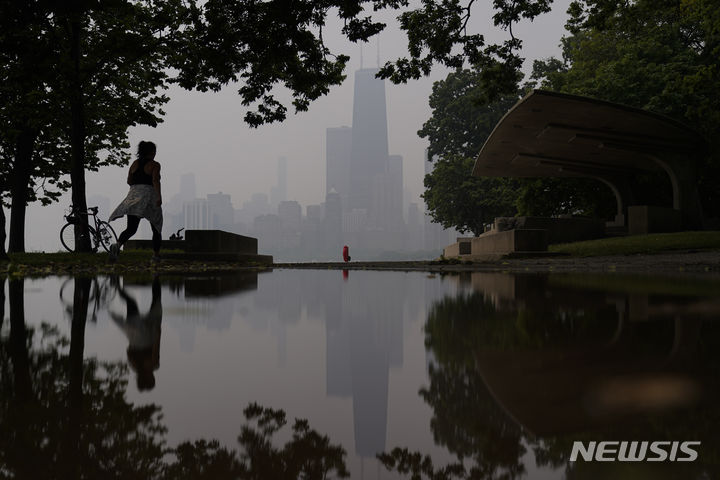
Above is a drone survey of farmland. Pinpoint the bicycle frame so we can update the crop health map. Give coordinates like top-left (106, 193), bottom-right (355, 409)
top-left (65, 206), bottom-right (103, 236)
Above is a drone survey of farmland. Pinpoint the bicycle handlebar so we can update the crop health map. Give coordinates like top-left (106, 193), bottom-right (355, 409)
top-left (68, 205), bottom-right (99, 216)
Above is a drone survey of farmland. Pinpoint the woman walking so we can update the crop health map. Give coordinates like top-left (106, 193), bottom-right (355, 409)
top-left (109, 141), bottom-right (163, 261)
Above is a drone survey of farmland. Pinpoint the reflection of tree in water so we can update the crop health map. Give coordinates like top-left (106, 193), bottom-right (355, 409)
top-left (0, 276), bottom-right (349, 479)
top-left (419, 289), bottom-right (615, 479)
top-left (167, 403), bottom-right (349, 479)
top-left (381, 285), bottom-right (720, 480)
top-left (0, 278), bottom-right (166, 478)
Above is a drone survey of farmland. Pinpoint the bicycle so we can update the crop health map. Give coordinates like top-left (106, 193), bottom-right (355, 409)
top-left (60, 205), bottom-right (118, 253)
top-left (59, 276), bottom-right (118, 323)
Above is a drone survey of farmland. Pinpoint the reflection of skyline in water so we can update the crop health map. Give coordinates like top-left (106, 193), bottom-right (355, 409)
top-left (100, 269), bottom-right (459, 475)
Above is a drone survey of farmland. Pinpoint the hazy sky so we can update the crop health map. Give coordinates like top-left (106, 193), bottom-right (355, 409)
top-left (24, 0), bottom-right (571, 251)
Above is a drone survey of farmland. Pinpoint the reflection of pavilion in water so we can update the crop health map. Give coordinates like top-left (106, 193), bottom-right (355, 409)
top-left (452, 272), bottom-right (720, 436)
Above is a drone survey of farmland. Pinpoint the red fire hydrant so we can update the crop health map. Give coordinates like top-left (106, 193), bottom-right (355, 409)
top-left (342, 245), bottom-right (351, 262)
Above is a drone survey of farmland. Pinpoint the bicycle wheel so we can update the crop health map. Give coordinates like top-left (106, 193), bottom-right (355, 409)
top-left (96, 221), bottom-right (118, 253)
top-left (60, 223), bottom-right (76, 252)
top-left (61, 223), bottom-right (99, 252)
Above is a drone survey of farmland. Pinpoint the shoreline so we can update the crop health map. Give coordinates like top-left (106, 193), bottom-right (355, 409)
top-left (2, 249), bottom-right (719, 277)
top-left (276, 250), bottom-right (720, 274)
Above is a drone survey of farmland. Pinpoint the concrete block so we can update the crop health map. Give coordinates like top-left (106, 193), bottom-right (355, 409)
top-left (493, 216), bottom-right (604, 244)
top-left (443, 238), bottom-right (473, 258)
top-left (628, 206), bottom-right (682, 235)
top-left (184, 230), bottom-right (258, 254)
top-left (471, 229), bottom-right (547, 254)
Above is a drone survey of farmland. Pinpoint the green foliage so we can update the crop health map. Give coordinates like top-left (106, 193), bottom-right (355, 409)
top-left (531, 0), bottom-right (720, 219)
top-left (515, 177), bottom-right (617, 218)
top-left (423, 155), bottom-right (520, 235)
top-left (419, 71), bottom-right (522, 234)
top-left (172, 0), bottom-right (554, 126)
top-left (380, 0), bottom-right (551, 102)
top-left (0, 1), bottom-right (70, 206)
top-left (420, 70), bottom-right (521, 160)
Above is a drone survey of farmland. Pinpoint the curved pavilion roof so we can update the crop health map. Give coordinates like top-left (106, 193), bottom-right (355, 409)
top-left (473, 90), bottom-right (706, 179)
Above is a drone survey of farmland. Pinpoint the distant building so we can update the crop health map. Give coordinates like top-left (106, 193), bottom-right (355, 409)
top-left (207, 192), bottom-right (234, 230)
top-left (326, 127), bottom-right (352, 210)
top-left (179, 173), bottom-right (196, 201)
top-left (387, 154), bottom-right (404, 228)
top-left (323, 189), bottom-right (343, 255)
top-left (343, 208), bottom-right (367, 234)
top-left (278, 200), bottom-right (302, 231)
top-left (407, 202), bottom-right (423, 251)
top-left (236, 192), bottom-right (271, 225)
top-left (253, 213), bottom-right (281, 250)
top-left (306, 204), bottom-right (323, 223)
top-left (183, 198), bottom-right (211, 230)
top-left (270, 156), bottom-right (288, 208)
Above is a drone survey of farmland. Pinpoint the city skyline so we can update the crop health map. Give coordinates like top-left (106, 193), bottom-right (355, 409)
top-left (18, 1), bottom-right (572, 253)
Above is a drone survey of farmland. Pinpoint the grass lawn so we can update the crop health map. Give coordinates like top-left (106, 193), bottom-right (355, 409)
top-left (6, 249), bottom-right (159, 266)
top-left (549, 231), bottom-right (720, 257)
top-left (0, 249), bottom-right (267, 276)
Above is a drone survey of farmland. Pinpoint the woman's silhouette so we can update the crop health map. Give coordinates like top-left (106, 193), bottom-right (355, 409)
top-left (110, 276), bottom-right (163, 391)
top-left (109, 141), bottom-right (163, 262)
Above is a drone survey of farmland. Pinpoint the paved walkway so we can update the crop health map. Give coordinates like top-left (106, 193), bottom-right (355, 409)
top-left (274, 250), bottom-right (720, 275)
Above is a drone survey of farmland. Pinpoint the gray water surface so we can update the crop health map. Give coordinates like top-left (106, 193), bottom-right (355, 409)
top-left (2, 270), bottom-right (719, 479)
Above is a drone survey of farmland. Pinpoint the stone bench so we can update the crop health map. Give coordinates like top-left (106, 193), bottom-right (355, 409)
top-left (124, 229), bottom-right (273, 264)
top-left (184, 229), bottom-right (257, 254)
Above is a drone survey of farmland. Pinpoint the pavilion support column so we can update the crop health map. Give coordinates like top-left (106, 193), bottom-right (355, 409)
top-left (648, 154), bottom-right (704, 229)
top-left (594, 175), bottom-right (636, 228)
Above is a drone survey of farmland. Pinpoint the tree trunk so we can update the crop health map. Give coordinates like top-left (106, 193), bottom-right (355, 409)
top-left (9, 278), bottom-right (33, 401)
top-left (8, 128), bottom-right (37, 253)
top-left (63, 276), bottom-right (90, 480)
top-left (69, 277), bottom-right (90, 408)
top-left (0, 277), bottom-right (5, 341)
top-left (0, 206), bottom-right (8, 260)
top-left (69, 11), bottom-right (91, 252)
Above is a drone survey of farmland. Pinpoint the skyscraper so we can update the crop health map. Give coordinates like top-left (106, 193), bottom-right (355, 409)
top-left (179, 173), bottom-right (196, 201)
top-left (387, 154), bottom-right (404, 227)
top-left (323, 188), bottom-right (342, 254)
top-left (349, 68), bottom-right (389, 212)
top-left (270, 156), bottom-right (287, 208)
top-left (207, 192), bottom-right (234, 230)
top-left (326, 126), bottom-right (352, 210)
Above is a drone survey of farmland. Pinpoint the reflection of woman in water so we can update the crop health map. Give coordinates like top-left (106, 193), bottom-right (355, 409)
top-left (110, 277), bottom-right (162, 391)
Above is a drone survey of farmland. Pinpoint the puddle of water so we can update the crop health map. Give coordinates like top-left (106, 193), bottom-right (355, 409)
top-left (1, 270), bottom-right (719, 479)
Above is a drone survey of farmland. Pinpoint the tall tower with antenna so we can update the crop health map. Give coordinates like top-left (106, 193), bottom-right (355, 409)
top-left (376, 36), bottom-right (380, 67)
top-left (348, 68), bottom-right (389, 214)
